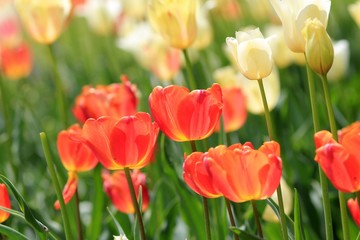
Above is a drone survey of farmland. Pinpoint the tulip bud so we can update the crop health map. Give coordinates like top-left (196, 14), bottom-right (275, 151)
top-left (302, 18), bottom-right (334, 76)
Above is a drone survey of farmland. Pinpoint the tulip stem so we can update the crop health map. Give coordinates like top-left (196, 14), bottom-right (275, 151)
top-left (320, 74), bottom-right (349, 240)
top-left (124, 167), bottom-right (146, 240)
top-left (306, 62), bottom-right (334, 240)
top-left (40, 132), bottom-right (72, 240)
top-left (182, 49), bottom-right (197, 90)
top-left (257, 78), bottom-right (288, 240)
top-left (225, 199), bottom-right (239, 240)
top-left (47, 44), bottom-right (68, 128)
top-left (357, 191), bottom-right (360, 207)
top-left (202, 196), bottom-right (212, 240)
top-left (74, 190), bottom-right (83, 240)
top-left (251, 200), bottom-right (263, 238)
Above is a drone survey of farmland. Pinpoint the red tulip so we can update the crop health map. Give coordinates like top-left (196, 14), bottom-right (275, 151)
top-left (205, 141), bottom-right (282, 203)
top-left (0, 42), bottom-right (32, 80)
top-left (149, 84), bottom-right (223, 142)
top-left (215, 87), bottom-right (247, 132)
top-left (54, 124), bottom-right (98, 210)
top-left (102, 170), bottom-right (150, 214)
top-left (314, 122), bottom-right (360, 193)
top-left (81, 112), bottom-right (159, 170)
top-left (183, 151), bottom-right (223, 198)
top-left (0, 184), bottom-right (11, 223)
top-left (347, 197), bottom-right (360, 228)
top-left (73, 76), bottom-right (138, 123)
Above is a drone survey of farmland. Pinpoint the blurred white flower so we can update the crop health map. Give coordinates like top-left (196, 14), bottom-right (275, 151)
top-left (114, 234), bottom-right (128, 240)
top-left (327, 40), bottom-right (349, 82)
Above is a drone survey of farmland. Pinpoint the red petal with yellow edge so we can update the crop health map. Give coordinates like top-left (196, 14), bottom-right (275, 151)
top-left (0, 184), bottom-right (11, 223)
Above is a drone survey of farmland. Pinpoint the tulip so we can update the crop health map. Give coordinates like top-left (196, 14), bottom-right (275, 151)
top-left (0, 42), bottom-right (32, 80)
top-left (54, 124), bottom-right (98, 209)
top-left (81, 112), bottom-right (159, 170)
top-left (102, 170), bottom-right (150, 214)
top-left (192, 3), bottom-right (213, 50)
top-left (205, 141), bottom-right (282, 202)
top-left (148, 84), bottom-right (223, 142)
top-left (349, 1), bottom-right (360, 29)
top-left (0, 2), bottom-right (22, 48)
top-left (347, 197), bottom-right (360, 228)
top-left (0, 184), bottom-right (11, 223)
top-left (226, 28), bottom-right (273, 80)
top-left (183, 152), bottom-right (223, 198)
top-left (215, 87), bottom-right (247, 132)
top-left (302, 18), bottom-right (333, 76)
top-left (314, 122), bottom-right (360, 193)
top-left (148, 0), bottom-right (197, 49)
top-left (14, 0), bottom-right (71, 44)
top-left (269, 0), bottom-right (331, 53)
top-left (72, 76), bottom-right (138, 123)
top-left (327, 40), bottom-right (349, 82)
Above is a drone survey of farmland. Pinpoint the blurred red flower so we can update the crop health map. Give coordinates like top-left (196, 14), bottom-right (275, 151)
top-left (347, 197), bottom-right (360, 228)
top-left (149, 84), bottom-right (223, 142)
top-left (81, 112), bottom-right (159, 170)
top-left (73, 76), bottom-right (138, 123)
top-left (314, 121), bottom-right (360, 193)
top-left (0, 183), bottom-right (11, 223)
top-left (102, 170), bottom-right (149, 214)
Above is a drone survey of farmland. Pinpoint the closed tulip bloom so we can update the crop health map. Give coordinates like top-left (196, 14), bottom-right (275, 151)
top-left (14, 0), bottom-right (71, 44)
top-left (215, 87), bottom-right (247, 132)
top-left (148, 0), bottom-right (197, 49)
top-left (0, 184), bottom-right (11, 223)
top-left (226, 28), bottom-right (273, 80)
top-left (54, 124), bottom-right (98, 209)
top-left (206, 141), bottom-right (282, 203)
top-left (347, 197), bottom-right (360, 228)
top-left (149, 84), bottom-right (223, 142)
top-left (314, 122), bottom-right (360, 193)
top-left (0, 42), bottom-right (32, 80)
top-left (82, 112), bottom-right (159, 170)
top-left (102, 170), bottom-right (150, 214)
top-left (73, 76), bottom-right (138, 123)
top-left (302, 18), bottom-right (333, 75)
top-left (183, 152), bottom-right (223, 198)
top-left (269, 0), bottom-right (331, 53)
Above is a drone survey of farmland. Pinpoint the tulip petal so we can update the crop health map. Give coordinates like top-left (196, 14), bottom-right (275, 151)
top-left (54, 172), bottom-right (78, 210)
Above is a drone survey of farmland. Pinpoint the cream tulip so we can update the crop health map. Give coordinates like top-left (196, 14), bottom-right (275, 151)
top-left (349, 1), bottom-right (360, 28)
top-left (327, 40), bottom-right (349, 82)
top-left (226, 28), bottom-right (273, 80)
top-left (269, 0), bottom-right (331, 53)
top-left (148, 0), bottom-right (197, 49)
top-left (14, 0), bottom-right (71, 44)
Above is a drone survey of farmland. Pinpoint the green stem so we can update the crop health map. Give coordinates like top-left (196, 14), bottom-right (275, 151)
top-left (74, 190), bottom-right (83, 240)
top-left (124, 167), bottom-right (146, 240)
top-left (257, 78), bottom-right (288, 240)
top-left (182, 49), bottom-right (197, 90)
top-left (202, 196), bottom-right (212, 240)
top-left (306, 63), bottom-right (333, 240)
top-left (47, 44), bottom-right (68, 128)
top-left (251, 200), bottom-right (263, 238)
top-left (357, 191), bottom-right (360, 206)
top-left (225, 199), bottom-right (239, 240)
top-left (40, 132), bottom-right (72, 239)
top-left (320, 74), bottom-right (349, 240)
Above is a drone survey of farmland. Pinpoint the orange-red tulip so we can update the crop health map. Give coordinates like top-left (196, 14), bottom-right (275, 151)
top-left (54, 124), bottom-right (98, 209)
top-left (205, 141), bottom-right (282, 202)
top-left (73, 76), bottom-right (138, 123)
top-left (314, 122), bottom-right (360, 193)
top-left (102, 170), bottom-right (149, 214)
top-left (215, 87), bottom-right (247, 132)
top-left (0, 184), bottom-right (11, 223)
top-left (347, 197), bottom-right (360, 228)
top-left (0, 42), bottom-right (32, 80)
top-left (148, 84), bottom-right (223, 142)
top-left (81, 112), bottom-right (159, 170)
top-left (183, 152), bottom-right (223, 198)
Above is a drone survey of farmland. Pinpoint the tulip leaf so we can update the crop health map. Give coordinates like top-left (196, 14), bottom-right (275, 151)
top-left (265, 198), bottom-right (295, 240)
top-left (107, 207), bottom-right (126, 236)
top-left (294, 188), bottom-right (305, 240)
top-left (0, 174), bottom-right (48, 234)
top-left (0, 224), bottom-right (30, 240)
top-left (229, 226), bottom-right (263, 239)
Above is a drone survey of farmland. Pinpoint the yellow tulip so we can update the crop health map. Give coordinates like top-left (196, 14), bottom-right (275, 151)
top-left (226, 27), bottom-right (273, 80)
top-left (14, 0), bottom-right (71, 44)
top-left (148, 0), bottom-right (197, 49)
top-left (349, 1), bottom-right (360, 28)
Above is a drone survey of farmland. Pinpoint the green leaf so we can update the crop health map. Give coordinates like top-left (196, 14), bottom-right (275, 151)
top-left (107, 207), bottom-right (126, 236)
top-left (294, 189), bottom-right (305, 240)
top-left (265, 198), bottom-right (295, 240)
top-left (0, 224), bottom-right (30, 240)
top-left (229, 226), bottom-right (263, 239)
top-left (0, 174), bottom-right (48, 234)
